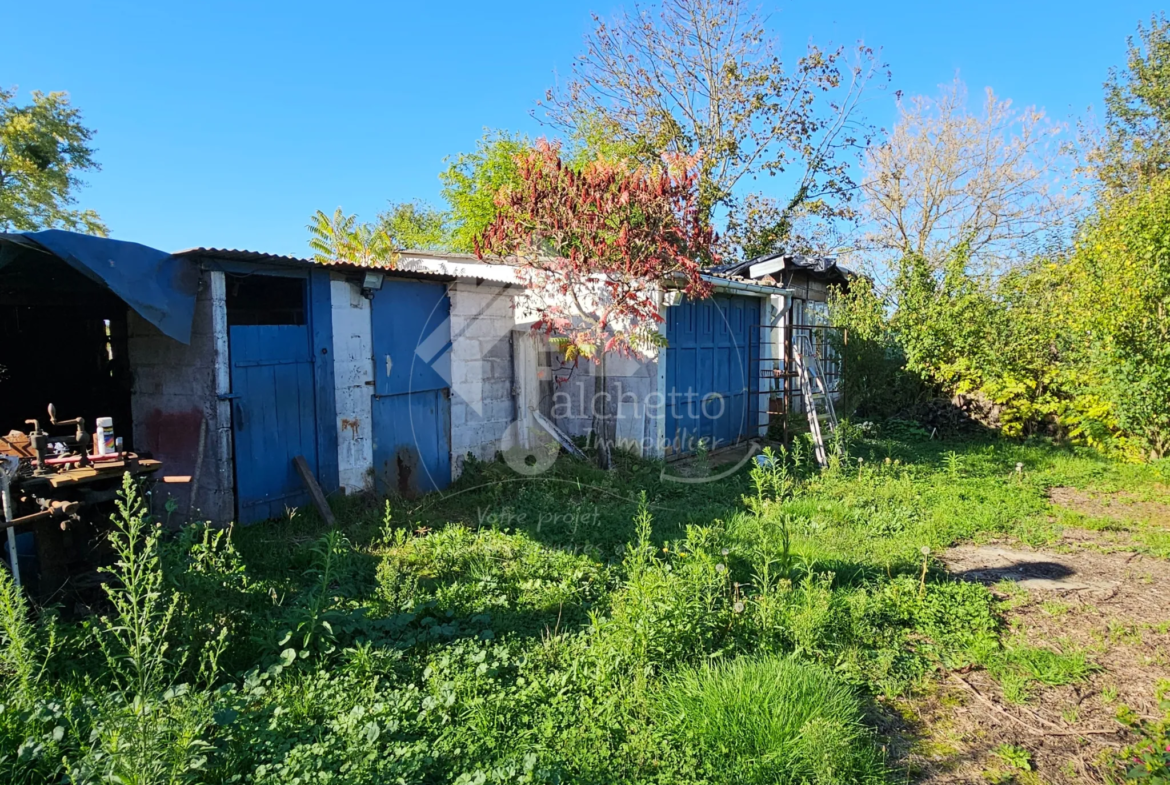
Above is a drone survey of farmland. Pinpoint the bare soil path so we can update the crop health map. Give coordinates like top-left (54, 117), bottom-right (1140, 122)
top-left (899, 488), bottom-right (1170, 783)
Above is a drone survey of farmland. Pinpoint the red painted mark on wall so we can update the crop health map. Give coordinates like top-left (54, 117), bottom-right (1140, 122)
top-left (340, 418), bottom-right (361, 438)
top-left (143, 408), bottom-right (204, 475)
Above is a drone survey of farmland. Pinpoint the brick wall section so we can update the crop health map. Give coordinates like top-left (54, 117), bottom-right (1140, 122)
top-left (127, 273), bottom-right (232, 523)
top-left (448, 281), bottom-right (519, 476)
top-left (330, 275), bottom-right (375, 494)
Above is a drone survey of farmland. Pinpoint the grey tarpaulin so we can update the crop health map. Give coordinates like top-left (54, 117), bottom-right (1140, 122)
top-left (0, 230), bottom-right (199, 344)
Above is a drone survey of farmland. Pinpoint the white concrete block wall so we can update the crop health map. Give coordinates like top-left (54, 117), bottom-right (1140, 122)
top-left (546, 352), bottom-right (661, 457)
top-left (330, 275), bottom-right (375, 494)
top-left (448, 281), bottom-right (519, 476)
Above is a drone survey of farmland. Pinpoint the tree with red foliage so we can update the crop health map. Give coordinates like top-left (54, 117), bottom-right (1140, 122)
top-left (476, 140), bottom-right (717, 468)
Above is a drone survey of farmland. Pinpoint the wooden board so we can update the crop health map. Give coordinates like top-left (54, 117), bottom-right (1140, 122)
top-left (24, 458), bottom-right (162, 489)
top-left (0, 432), bottom-right (35, 459)
top-left (293, 455), bottom-right (335, 526)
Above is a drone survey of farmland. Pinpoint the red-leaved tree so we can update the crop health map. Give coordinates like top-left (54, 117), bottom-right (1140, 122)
top-left (476, 140), bottom-right (717, 468)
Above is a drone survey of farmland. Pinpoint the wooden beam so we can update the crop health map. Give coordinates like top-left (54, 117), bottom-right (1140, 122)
top-left (293, 455), bottom-right (335, 526)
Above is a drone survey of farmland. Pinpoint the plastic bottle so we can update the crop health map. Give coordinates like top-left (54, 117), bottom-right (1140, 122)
top-left (95, 417), bottom-right (115, 456)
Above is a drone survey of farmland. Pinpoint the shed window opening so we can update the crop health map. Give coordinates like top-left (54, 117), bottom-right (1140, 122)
top-left (226, 274), bottom-right (306, 326)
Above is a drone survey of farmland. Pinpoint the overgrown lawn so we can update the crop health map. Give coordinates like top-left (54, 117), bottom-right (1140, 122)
top-left (1, 428), bottom-right (1166, 783)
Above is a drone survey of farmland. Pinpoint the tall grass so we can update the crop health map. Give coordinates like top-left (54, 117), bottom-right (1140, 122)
top-left (653, 656), bottom-right (885, 785)
top-left (0, 559), bottom-right (53, 705)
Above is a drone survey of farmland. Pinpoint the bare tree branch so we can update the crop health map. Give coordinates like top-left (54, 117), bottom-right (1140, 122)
top-left (537, 0), bottom-right (885, 248)
top-left (860, 78), bottom-right (1078, 275)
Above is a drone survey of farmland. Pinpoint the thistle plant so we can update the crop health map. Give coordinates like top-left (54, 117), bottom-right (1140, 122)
top-left (96, 473), bottom-right (184, 697)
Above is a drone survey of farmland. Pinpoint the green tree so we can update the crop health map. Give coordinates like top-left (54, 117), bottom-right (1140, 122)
top-left (1066, 175), bottom-right (1170, 458)
top-left (539, 0), bottom-right (884, 250)
top-left (377, 200), bottom-right (450, 252)
top-left (439, 130), bottom-right (530, 253)
top-left (827, 277), bottom-right (927, 417)
top-left (307, 208), bottom-right (394, 267)
top-left (1094, 14), bottom-right (1170, 193)
top-left (0, 86), bottom-right (106, 234)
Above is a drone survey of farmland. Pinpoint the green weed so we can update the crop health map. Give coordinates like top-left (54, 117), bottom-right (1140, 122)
top-left (985, 640), bottom-right (1099, 703)
top-left (993, 743), bottom-right (1033, 771)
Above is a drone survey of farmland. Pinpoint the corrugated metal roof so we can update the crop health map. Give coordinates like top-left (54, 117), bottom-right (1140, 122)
top-left (396, 253), bottom-right (519, 285)
top-left (175, 247), bottom-right (518, 285)
top-left (174, 247), bottom-right (316, 266)
top-left (174, 247), bottom-right (784, 292)
top-left (700, 271), bottom-right (792, 296)
top-left (708, 252), bottom-right (852, 285)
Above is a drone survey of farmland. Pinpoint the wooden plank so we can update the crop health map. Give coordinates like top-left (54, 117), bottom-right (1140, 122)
top-left (0, 433), bottom-right (35, 459)
top-left (211, 271), bottom-right (235, 522)
top-left (309, 268), bottom-right (339, 495)
top-left (43, 459), bottom-right (162, 487)
top-left (293, 455), bottom-right (335, 526)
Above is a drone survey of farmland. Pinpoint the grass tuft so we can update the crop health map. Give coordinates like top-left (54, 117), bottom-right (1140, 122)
top-left (652, 655), bottom-right (886, 785)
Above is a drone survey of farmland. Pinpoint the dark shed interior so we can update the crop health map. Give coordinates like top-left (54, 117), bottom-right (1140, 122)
top-left (0, 252), bottom-right (133, 446)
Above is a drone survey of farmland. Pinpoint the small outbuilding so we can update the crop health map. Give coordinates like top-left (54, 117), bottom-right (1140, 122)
top-left (2, 231), bottom-right (839, 551)
top-left (0, 232), bottom-right (524, 530)
top-left (709, 252), bottom-right (852, 418)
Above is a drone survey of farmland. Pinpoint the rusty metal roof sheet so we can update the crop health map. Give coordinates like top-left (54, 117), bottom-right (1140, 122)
top-left (176, 247), bottom-right (519, 285)
top-left (173, 247), bottom-right (314, 266)
top-left (708, 252), bottom-right (852, 286)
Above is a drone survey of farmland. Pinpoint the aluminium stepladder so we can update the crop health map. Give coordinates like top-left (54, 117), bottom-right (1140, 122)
top-left (791, 332), bottom-right (838, 467)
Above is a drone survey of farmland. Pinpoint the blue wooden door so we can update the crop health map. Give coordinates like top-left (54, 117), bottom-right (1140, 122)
top-left (230, 324), bottom-right (318, 523)
top-left (665, 295), bottom-right (761, 456)
top-left (370, 280), bottom-right (452, 496)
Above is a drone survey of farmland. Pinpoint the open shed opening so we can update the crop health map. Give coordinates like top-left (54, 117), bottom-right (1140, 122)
top-left (0, 254), bottom-right (133, 446)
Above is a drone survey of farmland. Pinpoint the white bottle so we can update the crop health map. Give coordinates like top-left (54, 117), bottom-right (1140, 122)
top-left (95, 417), bottom-right (115, 456)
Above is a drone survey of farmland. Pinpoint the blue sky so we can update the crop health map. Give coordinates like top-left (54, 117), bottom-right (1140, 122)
top-left (1, 1), bottom-right (1158, 256)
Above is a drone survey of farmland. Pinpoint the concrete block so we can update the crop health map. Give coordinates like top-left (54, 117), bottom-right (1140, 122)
top-left (480, 337), bottom-right (512, 361)
top-left (484, 398), bottom-right (515, 424)
top-left (450, 400), bottom-right (469, 427)
top-left (482, 379), bottom-right (513, 401)
top-left (451, 338), bottom-right (482, 362)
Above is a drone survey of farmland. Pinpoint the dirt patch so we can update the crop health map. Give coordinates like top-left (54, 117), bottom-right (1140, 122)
top-left (939, 542), bottom-right (1170, 622)
top-left (942, 544), bottom-right (1122, 594)
top-left (902, 533), bottom-right (1170, 783)
top-left (1050, 485), bottom-right (1170, 529)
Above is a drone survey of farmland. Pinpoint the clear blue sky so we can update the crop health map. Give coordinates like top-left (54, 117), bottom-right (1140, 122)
top-left (1, 1), bottom-right (1158, 256)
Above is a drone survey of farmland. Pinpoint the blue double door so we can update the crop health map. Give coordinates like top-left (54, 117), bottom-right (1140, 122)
top-left (370, 280), bottom-right (452, 496)
top-left (665, 295), bottom-right (762, 456)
